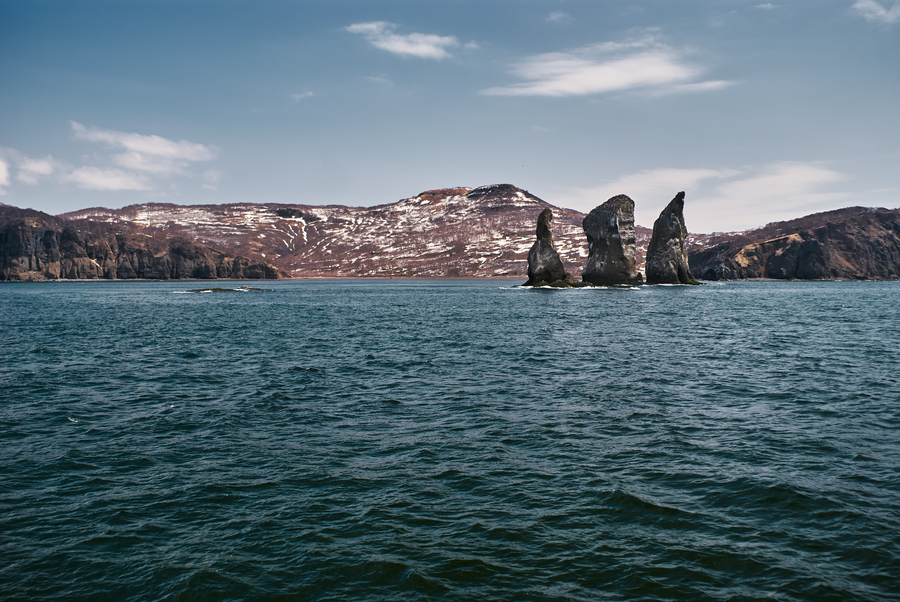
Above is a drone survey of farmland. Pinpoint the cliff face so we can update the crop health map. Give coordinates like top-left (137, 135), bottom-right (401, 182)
top-left (0, 207), bottom-right (281, 281)
top-left (689, 208), bottom-right (900, 280)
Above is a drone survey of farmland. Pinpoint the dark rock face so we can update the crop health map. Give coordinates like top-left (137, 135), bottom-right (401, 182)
top-left (525, 209), bottom-right (568, 285)
top-left (689, 208), bottom-right (900, 280)
top-left (0, 206), bottom-right (281, 281)
top-left (645, 191), bottom-right (697, 284)
top-left (581, 195), bottom-right (643, 285)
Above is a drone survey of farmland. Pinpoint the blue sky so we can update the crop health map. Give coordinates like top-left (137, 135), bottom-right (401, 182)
top-left (1, 0), bottom-right (897, 232)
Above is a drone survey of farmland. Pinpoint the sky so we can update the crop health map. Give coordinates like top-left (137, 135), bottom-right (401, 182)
top-left (0, 0), bottom-right (898, 232)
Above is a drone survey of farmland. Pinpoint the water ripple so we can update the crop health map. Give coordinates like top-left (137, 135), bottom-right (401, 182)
top-left (1, 280), bottom-right (899, 601)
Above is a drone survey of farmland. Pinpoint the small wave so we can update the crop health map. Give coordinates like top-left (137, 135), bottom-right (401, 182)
top-left (177, 285), bottom-right (271, 294)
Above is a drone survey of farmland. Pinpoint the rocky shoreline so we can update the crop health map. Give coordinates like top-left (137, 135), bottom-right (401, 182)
top-left (3, 186), bottom-right (898, 282)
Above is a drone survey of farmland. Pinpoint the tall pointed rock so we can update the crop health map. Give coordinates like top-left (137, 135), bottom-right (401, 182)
top-left (581, 195), bottom-right (642, 285)
top-left (525, 208), bottom-right (568, 285)
top-left (645, 191), bottom-right (697, 284)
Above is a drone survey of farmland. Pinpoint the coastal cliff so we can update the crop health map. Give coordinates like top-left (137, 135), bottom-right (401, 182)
top-left (0, 206), bottom-right (281, 281)
top-left (689, 207), bottom-right (900, 280)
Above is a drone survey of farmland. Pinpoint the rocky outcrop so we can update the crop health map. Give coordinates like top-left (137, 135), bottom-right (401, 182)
top-left (645, 192), bottom-right (697, 284)
top-left (0, 206), bottom-right (282, 281)
top-left (581, 195), bottom-right (643, 285)
top-left (525, 208), bottom-right (568, 285)
top-left (689, 207), bottom-right (900, 280)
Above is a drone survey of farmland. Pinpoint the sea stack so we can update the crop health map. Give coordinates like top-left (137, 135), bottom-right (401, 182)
top-left (581, 195), bottom-right (643, 285)
top-left (645, 191), bottom-right (698, 284)
top-left (525, 208), bottom-right (568, 285)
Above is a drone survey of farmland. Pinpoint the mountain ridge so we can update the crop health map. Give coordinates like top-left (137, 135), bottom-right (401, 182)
top-left (2, 185), bottom-right (898, 281)
top-left (59, 184), bottom-right (634, 278)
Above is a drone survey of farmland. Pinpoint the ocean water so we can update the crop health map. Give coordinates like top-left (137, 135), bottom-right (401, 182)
top-left (1, 279), bottom-right (898, 602)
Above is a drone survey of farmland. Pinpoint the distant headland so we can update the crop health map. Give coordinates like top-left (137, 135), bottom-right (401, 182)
top-left (2, 184), bottom-right (899, 282)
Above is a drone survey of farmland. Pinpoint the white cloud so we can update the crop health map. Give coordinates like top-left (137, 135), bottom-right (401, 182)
top-left (546, 11), bottom-right (573, 24)
top-left (690, 162), bottom-right (847, 231)
top-left (345, 21), bottom-right (460, 59)
top-left (290, 91), bottom-right (314, 101)
top-left (112, 150), bottom-right (188, 175)
top-left (17, 156), bottom-right (56, 184)
top-left (650, 80), bottom-right (736, 96)
top-left (755, 3), bottom-right (778, 9)
top-left (66, 167), bottom-right (150, 191)
top-left (0, 125), bottom-right (218, 196)
top-left (852, 0), bottom-right (900, 24)
top-left (365, 75), bottom-right (394, 87)
top-left (481, 34), bottom-right (732, 97)
top-left (557, 168), bottom-right (738, 227)
top-left (555, 162), bottom-right (849, 233)
top-left (71, 122), bottom-right (216, 161)
top-left (0, 158), bottom-right (9, 195)
top-left (70, 121), bottom-right (218, 189)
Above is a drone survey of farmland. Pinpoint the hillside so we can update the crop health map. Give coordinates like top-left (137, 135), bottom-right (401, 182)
top-left (688, 207), bottom-right (900, 280)
top-left (63, 184), bottom-right (653, 279)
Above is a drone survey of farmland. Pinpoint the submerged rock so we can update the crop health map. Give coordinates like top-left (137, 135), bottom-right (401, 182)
top-left (525, 208), bottom-right (569, 286)
top-left (581, 195), bottom-right (643, 285)
top-left (646, 191), bottom-right (698, 284)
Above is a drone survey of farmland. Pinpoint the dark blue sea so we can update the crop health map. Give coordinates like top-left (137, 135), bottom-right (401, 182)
top-left (2, 279), bottom-right (899, 601)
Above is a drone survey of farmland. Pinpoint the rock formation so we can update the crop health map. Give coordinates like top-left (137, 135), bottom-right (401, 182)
top-left (581, 195), bottom-right (643, 285)
top-left (688, 207), bottom-right (900, 280)
top-left (645, 191), bottom-right (697, 284)
top-left (525, 208), bottom-right (568, 285)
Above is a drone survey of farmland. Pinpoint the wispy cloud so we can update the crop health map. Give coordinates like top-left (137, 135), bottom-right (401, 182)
top-left (66, 167), bottom-right (150, 191)
top-left (0, 158), bottom-right (9, 195)
top-left (650, 80), bottom-right (735, 96)
top-left (481, 33), bottom-right (733, 97)
top-left (365, 75), bottom-right (394, 87)
top-left (290, 91), bottom-right (314, 101)
top-left (17, 156), bottom-right (57, 184)
top-left (68, 122), bottom-right (218, 191)
top-left (558, 168), bottom-right (737, 227)
top-left (0, 148), bottom-right (62, 191)
top-left (1, 125), bottom-right (219, 195)
top-left (201, 169), bottom-right (223, 191)
top-left (546, 11), bottom-right (573, 24)
top-left (852, 0), bottom-right (900, 24)
top-left (556, 162), bottom-right (848, 232)
top-left (691, 162), bottom-right (846, 231)
top-left (345, 21), bottom-right (460, 59)
top-left (755, 3), bottom-right (778, 9)
top-left (71, 122), bottom-right (217, 178)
